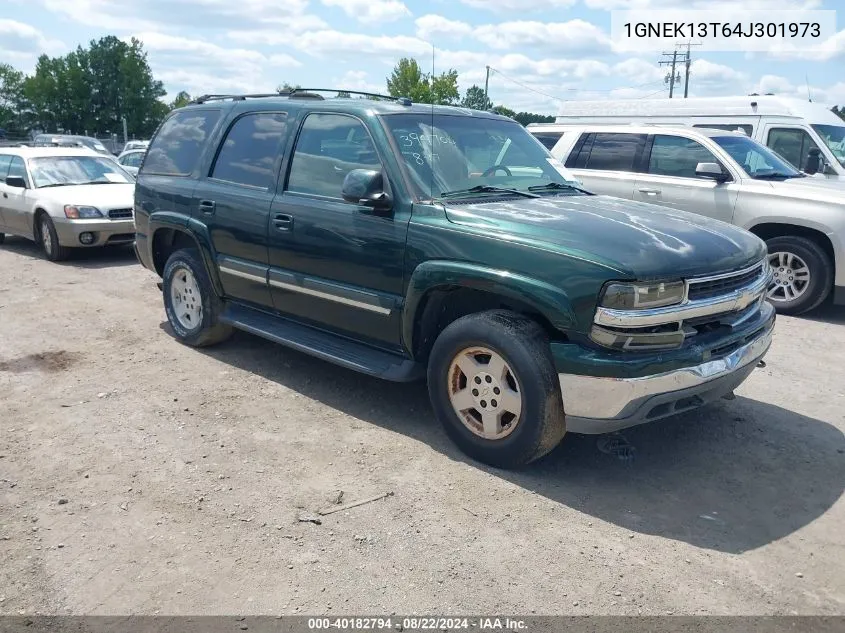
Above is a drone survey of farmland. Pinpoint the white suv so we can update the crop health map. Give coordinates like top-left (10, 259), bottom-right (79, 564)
top-left (532, 124), bottom-right (845, 315)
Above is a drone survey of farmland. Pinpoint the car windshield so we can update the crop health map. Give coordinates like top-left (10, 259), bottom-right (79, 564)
top-left (811, 124), bottom-right (845, 168)
top-left (381, 113), bottom-right (580, 199)
top-left (712, 134), bottom-right (803, 179)
top-left (29, 156), bottom-right (134, 187)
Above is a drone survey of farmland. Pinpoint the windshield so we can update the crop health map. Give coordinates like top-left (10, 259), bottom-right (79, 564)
top-left (381, 114), bottom-right (580, 199)
top-left (29, 156), bottom-right (134, 187)
top-left (712, 135), bottom-right (802, 179)
top-left (812, 124), bottom-right (845, 168)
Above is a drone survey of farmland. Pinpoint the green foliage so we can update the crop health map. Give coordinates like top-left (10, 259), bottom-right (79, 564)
top-left (491, 104), bottom-right (516, 118)
top-left (336, 90), bottom-right (351, 98)
top-left (833, 106), bottom-right (845, 122)
top-left (0, 63), bottom-right (27, 134)
top-left (277, 82), bottom-right (301, 93)
top-left (513, 112), bottom-right (555, 126)
top-left (460, 85), bottom-right (492, 111)
top-left (169, 91), bottom-right (192, 109)
top-left (386, 58), bottom-right (459, 105)
top-left (22, 36), bottom-right (167, 137)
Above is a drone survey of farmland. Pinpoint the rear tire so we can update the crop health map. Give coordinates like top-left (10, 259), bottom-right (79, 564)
top-left (162, 248), bottom-right (232, 347)
top-left (38, 215), bottom-right (69, 261)
top-left (427, 310), bottom-right (566, 469)
top-left (765, 236), bottom-right (833, 315)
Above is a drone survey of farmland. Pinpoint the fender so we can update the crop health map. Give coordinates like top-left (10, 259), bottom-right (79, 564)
top-left (148, 212), bottom-right (224, 297)
top-left (403, 260), bottom-right (577, 354)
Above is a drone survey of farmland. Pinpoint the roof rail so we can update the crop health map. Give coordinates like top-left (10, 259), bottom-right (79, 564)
top-left (190, 89), bottom-right (412, 105)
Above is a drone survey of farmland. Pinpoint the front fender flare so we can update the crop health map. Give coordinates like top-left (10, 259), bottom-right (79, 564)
top-left (148, 213), bottom-right (223, 296)
top-left (403, 260), bottom-right (576, 354)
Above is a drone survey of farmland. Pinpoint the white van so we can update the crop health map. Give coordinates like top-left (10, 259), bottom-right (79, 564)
top-left (528, 96), bottom-right (845, 179)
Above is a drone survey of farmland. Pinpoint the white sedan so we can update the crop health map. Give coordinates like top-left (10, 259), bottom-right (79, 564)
top-left (0, 147), bottom-right (135, 261)
top-left (116, 148), bottom-right (146, 176)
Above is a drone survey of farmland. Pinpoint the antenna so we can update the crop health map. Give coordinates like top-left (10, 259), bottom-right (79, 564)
top-left (806, 75), bottom-right (813, 102)
top-left (430, 42), bottom-right (435, 202)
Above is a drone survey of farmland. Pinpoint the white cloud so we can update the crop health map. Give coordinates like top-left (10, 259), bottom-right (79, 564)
top-left (0, 18), bottom-right (66, 70)
top-left (333, 70), bottom-right (386, 95)
top-left (321, 0), bottom-right (411, 23)
top-left (415, 14), bottom-right (473, 40)
top-left (612, 58), bottom-right (664, 84)
top-left (459, 0), bottom-right (575, 11)
top-left (586, 0), bottom-right (821, 8)
top-left (769, 28), bottom-right (845, 61)
top-left (685, 59), bottom-right (746, 88)
top-left (473, 20), bottom-right (612, 55)
top-left (282, 30), bottom-right (432, 57)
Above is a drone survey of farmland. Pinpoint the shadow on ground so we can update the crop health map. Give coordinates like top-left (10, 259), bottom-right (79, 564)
top-left (180, 327), bottom-right (845, 555)
top-left (805, 300), bottom-right (845, 325)
top-left (0, 235), bottom-right (137, 268)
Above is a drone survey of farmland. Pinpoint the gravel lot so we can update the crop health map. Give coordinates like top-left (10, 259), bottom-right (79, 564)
top-left (1, 236), bottom-right (844, 616)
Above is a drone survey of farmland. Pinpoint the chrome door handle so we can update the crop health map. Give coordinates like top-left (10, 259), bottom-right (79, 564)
top-left (273, 213), bottom-right (294, 231)
top-left (637, 187), bottom-right (661, 195)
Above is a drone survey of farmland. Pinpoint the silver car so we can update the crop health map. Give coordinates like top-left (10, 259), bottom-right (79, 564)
top-left (534, 124), bottom-right (845, 315)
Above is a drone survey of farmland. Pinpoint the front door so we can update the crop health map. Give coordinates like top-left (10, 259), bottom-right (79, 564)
top-left (267, 112), bottom-right (408, 350)
top-left (2, 157), bottom-right (33, 235)
top-left (0, 155), bottom-right (11, 230)
top-left (633, 134), bottom-right (739, 224)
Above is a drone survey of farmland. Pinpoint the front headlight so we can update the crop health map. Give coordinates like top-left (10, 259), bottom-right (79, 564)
top-left (600, 280), bottom-right (686, 310)
top-left (64, 205), bottom-right (104, 219)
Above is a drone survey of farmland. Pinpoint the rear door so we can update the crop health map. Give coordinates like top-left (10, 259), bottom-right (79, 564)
top-left (200, 110), bottom-right (289, 309)
top-left (633, 133), bottom-right (739, 224)
top-left (0, 154), bottom-right (11, 230)
top-left (563, 132), bottom-right (646, 199)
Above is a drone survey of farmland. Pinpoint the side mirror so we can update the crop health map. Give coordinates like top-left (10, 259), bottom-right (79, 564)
top-left (695, 162), bottom-right (729, 182)
top-left (805, 148), bottom-right (821, 175)
top-left (5, 176), bottom-right (27, 188)
top-left (341, 169), bottom-right (392, 210)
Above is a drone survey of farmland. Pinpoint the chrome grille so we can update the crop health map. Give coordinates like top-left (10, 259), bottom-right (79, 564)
top-left (687, 262), bottom-right (765, 301)
top-left (108, 208), bottom-right (133, 220)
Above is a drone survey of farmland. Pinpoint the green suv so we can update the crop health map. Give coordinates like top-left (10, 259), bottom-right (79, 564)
top-left (134, 90), bottom-right (775, 468)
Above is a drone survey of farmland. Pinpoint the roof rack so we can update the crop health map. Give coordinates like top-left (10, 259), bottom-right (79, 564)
top-left (191, 89), bottom-right (412, 105)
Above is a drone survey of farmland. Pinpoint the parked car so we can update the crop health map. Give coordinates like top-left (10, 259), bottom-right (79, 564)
top-left (117, 148), bottom-right (146, 176)
top-left (528, 95), bottom-right (845, 179)
top-left (134, 92), bottom-right (774, 468)
top-left (531, 124), bottom-right (845, 315)
top-left (122, 140), bottom-right (149, 153)
top-left (0, 147), bottom-right (136, 260)
top-left (33, 134), bottom-right (112, 156)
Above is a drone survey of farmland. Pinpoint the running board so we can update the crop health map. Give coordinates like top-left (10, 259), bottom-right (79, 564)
top-left (219, 303), bottom-right (423, 382)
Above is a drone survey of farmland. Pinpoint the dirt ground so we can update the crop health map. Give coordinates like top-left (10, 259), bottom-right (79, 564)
top-left (1, 236), bottom-right (844, 616)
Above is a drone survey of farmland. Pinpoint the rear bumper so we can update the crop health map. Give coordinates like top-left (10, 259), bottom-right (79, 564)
top-left (557, 305), bottom-right (774, 434)
top-left (53, 217), bottom-right (135, 247)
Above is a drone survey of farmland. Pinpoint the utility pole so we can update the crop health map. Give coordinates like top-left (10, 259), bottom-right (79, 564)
top-left (681, 41), bottom-right (701, 98)
top-left (658, 51), bottom-right (680, 98)
top-left (484, 65), bottom-right (491, 107)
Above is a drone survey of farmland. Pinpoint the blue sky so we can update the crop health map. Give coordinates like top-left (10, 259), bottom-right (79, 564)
top-left (1, 0), bottom-right (843, 113)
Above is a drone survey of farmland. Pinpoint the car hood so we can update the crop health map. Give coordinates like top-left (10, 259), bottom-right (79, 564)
top-left (35, 183), bottom-right (135, 210)
top-left (444, 193), bottom-right (766, 280)
top-left (766, 175), bottom-right (845, 200)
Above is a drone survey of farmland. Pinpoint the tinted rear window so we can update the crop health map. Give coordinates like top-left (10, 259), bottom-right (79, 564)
top-left (142, 109), bottom-right (221, 176)
top-left (581, 133), bottom-right (646, 172)
top-left (531, 132), bottom-right (563, 150)
top-left (211, 112), bottom-right (288, 189)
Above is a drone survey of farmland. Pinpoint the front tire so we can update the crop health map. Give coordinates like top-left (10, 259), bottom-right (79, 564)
top-left (162, 248), bottom-right (232, 347)
top-left (427, 310), bottom-right (566, 468)
top-left (38, 215), bottom-right (68, 261)
top-left (766, 236), bottom-right (833, 315)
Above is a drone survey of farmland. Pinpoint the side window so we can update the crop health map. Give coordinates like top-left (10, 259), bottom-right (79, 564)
top-left (767, 128), bottom-right (821, 171)
top-left (211, 112), bottom-right (288, 189)
top-left (565, 133), bottom-right (594, 168)
top-left (694, 123), bottom-right (753, 136)
top-left (287, 113), bottom-right (380, 199)
top-left (583, 133), bottom-right (646, 172)
top-left (0, 155), bottom-right (12, 180)
top-left (121, 153), bottom-right (142, 167)
top-left (142, 108), bottom-right (221, 176)
top-left (8, 156), bottom-right (27, 183)
top-left (648, 135), bottom-right (723, 179)
top-left (532, 132), bottom-right (563, 150)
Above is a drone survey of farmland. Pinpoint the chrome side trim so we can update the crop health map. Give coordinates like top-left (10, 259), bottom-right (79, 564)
top-left (687, 259), bottom-right (766, 285)
top-left (268, 278), bottom-right (392, 315)
top-left (560, 318), bottom-right (773, 421)
top-left (595, 266), bottom-right (772, 328)
top-left (219, 265), bottom-right (267, 285)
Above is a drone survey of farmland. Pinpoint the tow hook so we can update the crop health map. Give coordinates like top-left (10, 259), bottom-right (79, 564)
top-left (757, 360), bottom-right (767, 368)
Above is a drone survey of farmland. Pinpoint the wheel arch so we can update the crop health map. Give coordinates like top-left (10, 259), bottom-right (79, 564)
top-left (404, 260), bottom-right (576, 362)
top-left (150, 214), bottom-right (223, 296)
top-left (747, 222), bottom-right (835, 268)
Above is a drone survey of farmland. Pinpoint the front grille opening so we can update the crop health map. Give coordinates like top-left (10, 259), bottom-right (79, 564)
top-left (687, 264), bottom-right (763, 301)
top-left (108, 208), bottom-right (133, 219)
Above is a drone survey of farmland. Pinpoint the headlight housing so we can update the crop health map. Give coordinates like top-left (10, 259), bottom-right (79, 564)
top-left (64, 205), bottom-right (103, 219)
top-left (599, 280), bottom-right (686, 310)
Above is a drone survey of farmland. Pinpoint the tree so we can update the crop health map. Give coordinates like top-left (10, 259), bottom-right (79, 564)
top-left (277, 82), bottom-right (300, 93)
top-left (0, 63), bottom-right (26, 135)
top-left (386, 58), bottom-right (460, 105)
top-left (24, 36), bottom-right (167, 137)
top-left (491, 104), bottom-right (516, 118)
top-left (169, 91), bottom-right (192, 109)
top-left (461, 85), bottom-right (492, 111)
top-left (513, 112), bottom-right (555, 126)
top-left (336, 90), bottom-right (351, 98)
top-left (833, 106), bottom-right (845, 122)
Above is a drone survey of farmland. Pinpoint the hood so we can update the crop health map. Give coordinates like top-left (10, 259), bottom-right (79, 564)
top-left (767, 175), bottom-right (845, 200)
top-left (444, 194), bottom-right (766, 280)
top-left (35, 183), bottom-right (135, 210)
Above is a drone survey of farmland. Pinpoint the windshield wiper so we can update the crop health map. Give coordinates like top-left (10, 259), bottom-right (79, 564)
top-left (527, 181), bottom-right (590, 194)
top-left (440, 185), bottom-right (539, 200)
top-left (751, 172), bottom-right (802, 180)
top-left (38, 182), bottom-right (78, 188)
